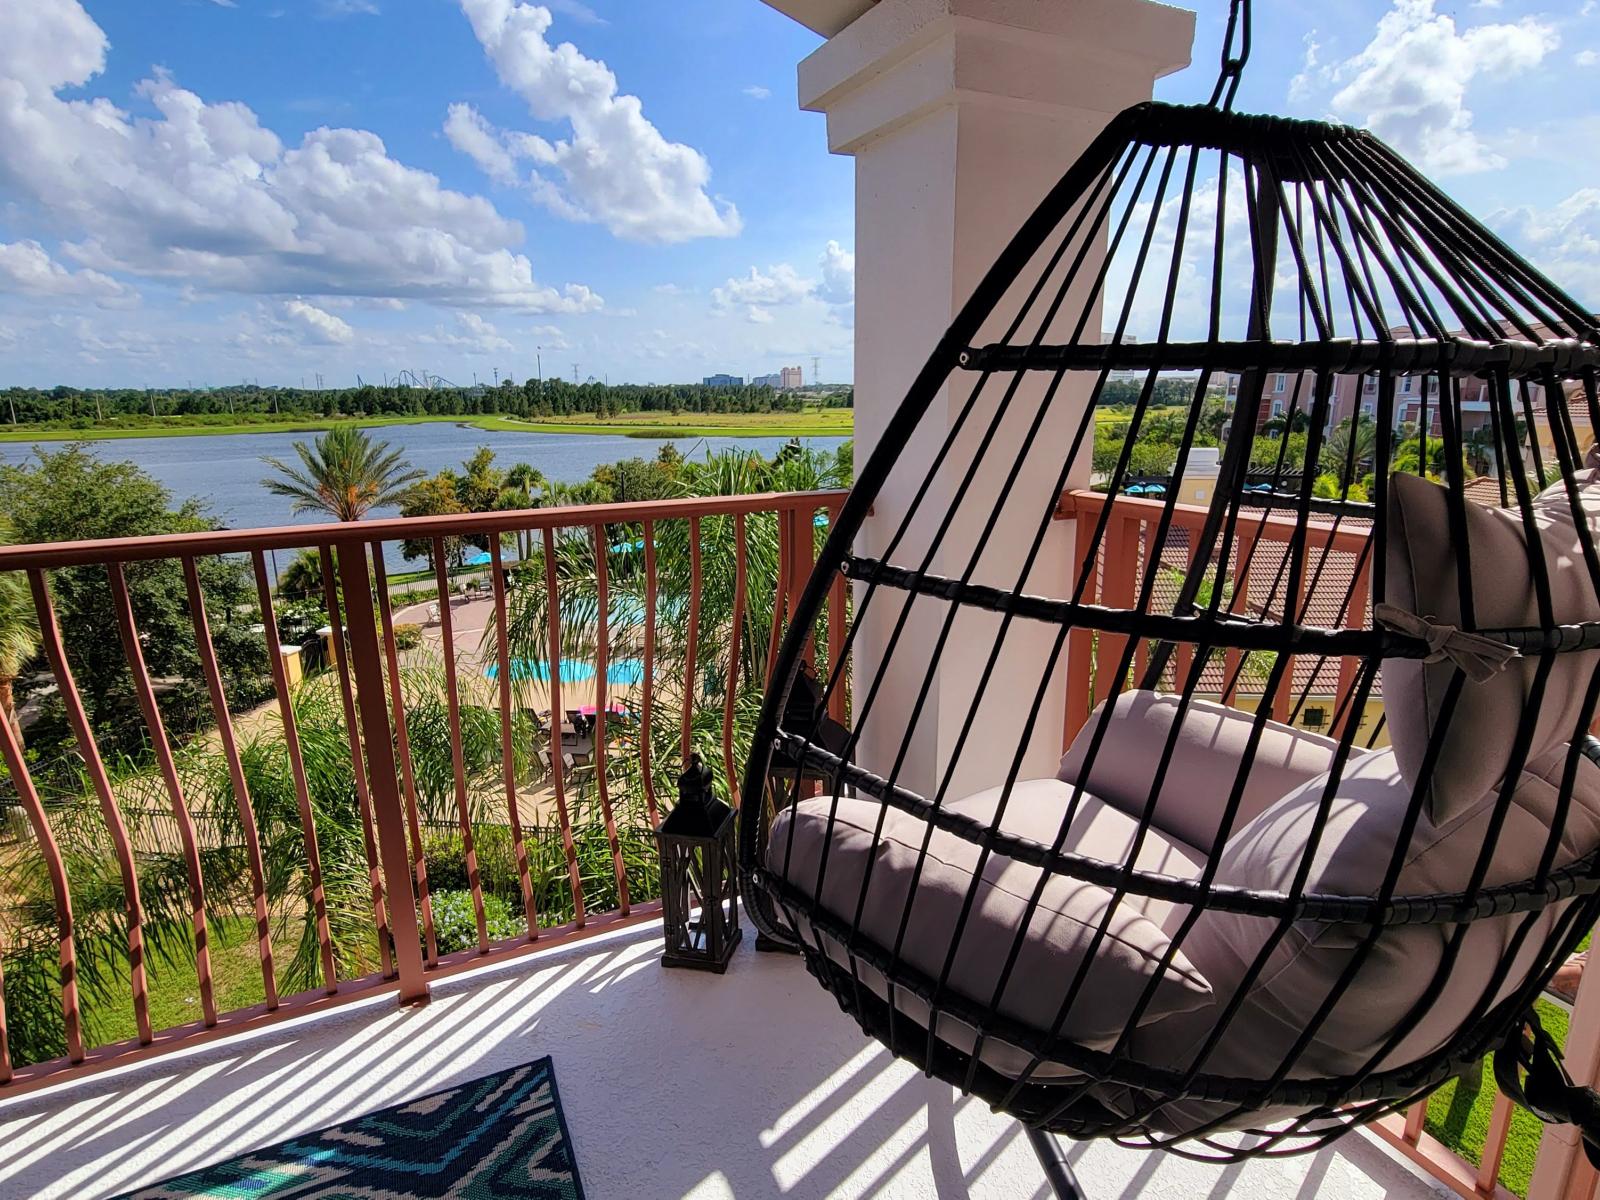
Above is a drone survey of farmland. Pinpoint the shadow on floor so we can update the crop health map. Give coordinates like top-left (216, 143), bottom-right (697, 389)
top-left (0, 920), bottom-right (1447, 1200)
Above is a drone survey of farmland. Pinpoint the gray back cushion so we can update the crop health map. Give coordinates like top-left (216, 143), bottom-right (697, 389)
top-left (1384, 469), bottom-right (1600, 824)
top-left (1114, 741), bottom-right (1600, 1134)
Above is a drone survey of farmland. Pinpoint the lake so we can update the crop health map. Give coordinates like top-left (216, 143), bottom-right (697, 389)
top-left (0, 422), bottom-right (850, 574)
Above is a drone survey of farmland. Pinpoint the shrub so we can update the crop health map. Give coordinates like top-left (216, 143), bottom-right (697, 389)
top-left (429, 888), bottom-right (523, 954)
top-left (393, 622), bottom-right (423, 651)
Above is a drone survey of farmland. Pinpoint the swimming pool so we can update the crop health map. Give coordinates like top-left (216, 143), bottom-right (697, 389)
top-left (484, 658), bottom-right (645, 685)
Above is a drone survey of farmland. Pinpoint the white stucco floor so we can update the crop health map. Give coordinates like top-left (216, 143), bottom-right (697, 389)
top-left (0, 916), bottom-right (1451, 1200)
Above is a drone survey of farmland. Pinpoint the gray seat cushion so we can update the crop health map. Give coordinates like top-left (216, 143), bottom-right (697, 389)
top-left (768, 778), bottom-right (1213, 1078)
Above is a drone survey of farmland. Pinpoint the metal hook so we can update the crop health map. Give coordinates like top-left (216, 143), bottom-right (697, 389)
top-left (1207, 0), bottom-right (1252, 112)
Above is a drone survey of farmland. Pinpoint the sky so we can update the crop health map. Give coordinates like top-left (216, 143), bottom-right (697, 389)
top-left (0, 0), bottom-right (1596, 389)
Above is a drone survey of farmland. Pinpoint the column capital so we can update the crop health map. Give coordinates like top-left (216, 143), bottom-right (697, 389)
top-left (792, 0), bottom-right (1195, 154)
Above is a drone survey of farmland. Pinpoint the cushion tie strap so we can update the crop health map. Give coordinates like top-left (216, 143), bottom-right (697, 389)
top-left (1496, 1010), bottom-right (1600, 1171)
top-left (1374, 603), bottom-right (1520, 683)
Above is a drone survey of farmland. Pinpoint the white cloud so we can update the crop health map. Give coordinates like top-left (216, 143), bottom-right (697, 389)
top-left (1578, 49), bottom-right (1599, 66)
top-left (711, 243), bottom-right (856, 327)
top-left (817, 240), bottom-right (854, 305)
top-left (283, 298), bottom-right (354, 344)
top-left (1287, 32), bottom-right (1321, 103)
top-left (1325, 0), bottom-right (1558, 175)
top-left (451, 311), bottom-right (513, 352)
top-left (651, 282), bottom-right (684, 295)
top-left (742, 85), bottom-right (771, 100)
top-left (0, 240), bottom-right (133, 304)
top-left (0, 0), bottom-right (600, 312)
top-left (448, 0), bottom-right (741, 243)
top-left (543, 0), bottom-right (605, 25)
top-left (1493, 189), bottom-right (1600, 303)
top-left (319, 0), bottom-right (380, 16)
top-left (444, 103), bottom-right (519, 185)
top-left (713, 263), bottom-right (813, 310)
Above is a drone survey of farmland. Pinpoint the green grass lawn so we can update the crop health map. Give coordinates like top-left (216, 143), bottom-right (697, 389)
top-left (81, 916), bottom-right (285, 1048)
top-left (1423, 996), bottom-right (1569, 1197)
top-left (472, 409), bottom-right (855, 439)
top-left (0, 408), bottom-right (855, 443)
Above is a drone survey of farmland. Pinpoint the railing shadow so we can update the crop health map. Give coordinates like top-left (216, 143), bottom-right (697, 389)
top-left (0, 918), bottom-right (1447, 1200)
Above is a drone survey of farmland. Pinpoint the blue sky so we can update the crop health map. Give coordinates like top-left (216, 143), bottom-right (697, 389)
top-left (0, 0), bottom-right (1596, 388)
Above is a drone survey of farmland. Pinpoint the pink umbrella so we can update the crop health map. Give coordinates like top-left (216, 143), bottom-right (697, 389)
top-left (577, 702), bottom-right (627, 716)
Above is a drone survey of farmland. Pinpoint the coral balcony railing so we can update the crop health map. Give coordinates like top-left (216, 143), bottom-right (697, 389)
top-left (0, 489), bottom-right (846, 1094)
top-left (1059, 487), bottom-right (1597, 1200)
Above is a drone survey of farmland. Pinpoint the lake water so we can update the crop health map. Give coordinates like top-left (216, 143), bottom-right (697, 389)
top-left (0, 422), bottom-right (850, 574)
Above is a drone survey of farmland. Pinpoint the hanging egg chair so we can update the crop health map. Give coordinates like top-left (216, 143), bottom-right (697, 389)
top-left (738, 1), bottom-right (1600, 1191)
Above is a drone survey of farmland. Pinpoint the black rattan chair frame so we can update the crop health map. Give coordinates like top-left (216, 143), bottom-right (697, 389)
top-left (738, 7), bottom-right (1600, 1192)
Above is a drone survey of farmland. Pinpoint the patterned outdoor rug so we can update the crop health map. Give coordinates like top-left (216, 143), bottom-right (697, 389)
top-left (119, 1057), bottom-right (586, 1199)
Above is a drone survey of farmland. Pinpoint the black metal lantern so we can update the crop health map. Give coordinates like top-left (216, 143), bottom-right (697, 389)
top-left (658, 754), bottom-right (741, 973)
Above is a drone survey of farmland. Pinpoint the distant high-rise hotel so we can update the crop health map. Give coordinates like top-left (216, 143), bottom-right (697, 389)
top-left (780, 365), bottom-right (804, 390)
top-left (751, 372), bottom-right (783, 388)
top-left (703, 373), bottom-right (743, 387)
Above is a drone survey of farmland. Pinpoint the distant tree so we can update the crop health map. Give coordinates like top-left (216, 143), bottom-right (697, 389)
top-left (275, 548), bottom-right (326, 600)
top-left (0, 445), bottom-right (264, 758)
top-left (455, 446), bottom-right (505, 515)
top-left (1320, 415), bottom-right (1376, 486)
top-left (399, 474), bottom-right (466, 570)
top-left (262, 424), bottom-right (424, 522)
top-left (590, 456), bottom-right (677, 504)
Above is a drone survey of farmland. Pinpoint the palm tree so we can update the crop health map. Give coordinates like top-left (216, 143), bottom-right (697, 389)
top-left (275, 547), bottom-right (325, 600)
top-left (499, 444), bottom-right (852, 808)
top-left (1320, 415), bottom-right (1376, 486)
top-left (262, 424), bottom-right (424, 522)
top-left (0, 520), bottom-right (39, 739)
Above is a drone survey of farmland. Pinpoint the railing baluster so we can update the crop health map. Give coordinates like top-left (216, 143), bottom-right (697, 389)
top-left (252, 552), bottom-right (339, 995)
top-left (1064, 509), bottom-right (1095, 747)
top-left (539, 529), bottom-right (586, 926)
top-left (332, 545), bottom-right (427, 1004)
top-left (0, 953), bottom-right (9, 1083)
top-left (433, 537), bottom-right (488, 952)
top-left (0, 679), bottom-right (82, 1061)
top-left (724, 512), bottom-right (748, 808)
top-left (108, 563), bottom-right (216, 1027)
top-left (592, 524), bottom-right (628, 914)
top-left (1093, 515), bottom-right (1140, 702)
top-left (1403, 1098), bottom-right (1427, 1143)
top-left (370, 547), bottom-right (436, 967)
top-left (826, 497), bottom-right (848, 726)
top-left (489, 538), bottom-right (538, 937)
top-left (1222, 531), bottom-right (1255, 706)
top-left (788, 507), bottom-right (811, 665)
top-left (682, 516), bottom-right (702, 766)
top-left (317, 546), bottom-right (394, 980)
top-left (765, 509), bottom-right (790, 685)
top-left (1272, 548), bottom-right (1307, 724)
top-left (1477, 1091), bottom-right (1515, 1196)
top-left (641, 520), bottom-right (659, 828)
top-left (1334, 555), bottom-right (1372, 740)
top-left (31, 569), bottom-right (154, 1042)
top-left (183, 558), bottom-right (277, 1008)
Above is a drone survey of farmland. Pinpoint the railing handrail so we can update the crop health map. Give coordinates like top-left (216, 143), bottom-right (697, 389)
top-left (1057, 488), bottom-right (1373, 554)
top-left (0, 488), bottom-right (852, 569)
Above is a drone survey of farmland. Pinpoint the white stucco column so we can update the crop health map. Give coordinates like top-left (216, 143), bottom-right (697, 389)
top-left (769, 0), bottom-right (1194, 797)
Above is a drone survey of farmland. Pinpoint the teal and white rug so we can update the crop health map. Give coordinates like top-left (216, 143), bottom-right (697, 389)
top-left (120, 1057), bottom-right (586, 1199)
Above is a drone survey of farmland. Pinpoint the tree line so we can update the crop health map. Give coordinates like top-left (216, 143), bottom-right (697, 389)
top-left (0, 379), bottom-right (855, 428)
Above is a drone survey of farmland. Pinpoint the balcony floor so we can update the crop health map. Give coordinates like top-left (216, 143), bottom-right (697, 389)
top-left (0, 916), bottom-right (1450, 1199)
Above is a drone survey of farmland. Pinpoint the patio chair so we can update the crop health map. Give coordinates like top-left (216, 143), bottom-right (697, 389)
top-left (738, 3), bottom-right (1600, 1193)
